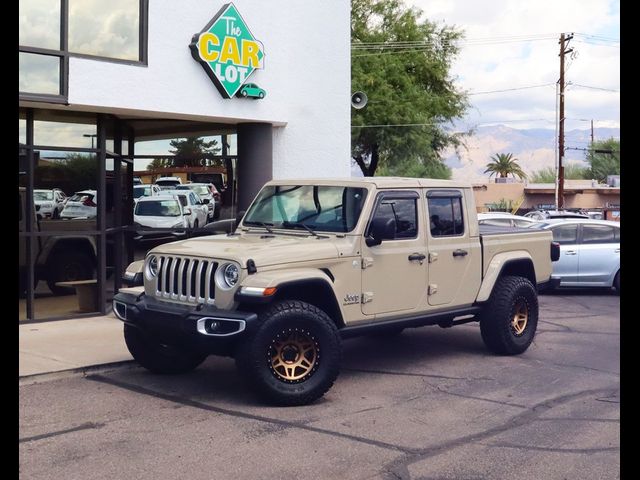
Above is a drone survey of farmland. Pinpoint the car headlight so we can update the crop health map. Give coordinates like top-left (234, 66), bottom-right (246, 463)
top-left (145, 255), bottom-right (159, 278)
top-left (216, 263), bottom-right (239, 290)
top-left (172, 221), bottom-right (185, 228)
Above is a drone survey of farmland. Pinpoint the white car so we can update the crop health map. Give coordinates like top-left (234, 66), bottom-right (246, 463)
top-left (60, 190), bottom-right (97, 219)
top-left (477, 212), bottom-right (538, 228)
top-left (34, 188), bottom-right (66, 219)
top-left (161, 190), bottom-right (208, 229)
top-left (155, 176), bottom-right (182, 190)
top-left (133, 184), bottom-right (161, 202)
top-left (528, 219), bottom-right (620, 292)
top-left (133, 196), bottom-right (190, 241)
top-left (175, 183), bottom-right (217, 220)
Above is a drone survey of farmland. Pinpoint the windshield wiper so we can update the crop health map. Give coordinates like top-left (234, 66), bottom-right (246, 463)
top-left (282, 221), bottom-right (324, 238)
top-left (244, 221), bottom-right (274, 233)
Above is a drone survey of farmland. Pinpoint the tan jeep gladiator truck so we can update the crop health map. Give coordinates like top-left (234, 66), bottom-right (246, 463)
top-left (114, 178), bottom-right (560, 406)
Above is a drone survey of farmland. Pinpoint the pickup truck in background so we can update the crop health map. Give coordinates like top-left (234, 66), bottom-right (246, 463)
top-left (114, 177), bottom-right (560, 406)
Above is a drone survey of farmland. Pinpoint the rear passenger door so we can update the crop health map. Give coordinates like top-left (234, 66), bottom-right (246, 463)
top-left (425, 189), bottom-right (479, 306)
top-left (549, 223), bottom-right (579, 285)
top-left (577, 224), bottom-right (620, 285)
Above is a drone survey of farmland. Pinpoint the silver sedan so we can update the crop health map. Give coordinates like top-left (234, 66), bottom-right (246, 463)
top-left (528, 219), bottom-right (620, 292)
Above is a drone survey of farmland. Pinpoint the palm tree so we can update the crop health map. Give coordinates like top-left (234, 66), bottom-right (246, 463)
top-left (484, 153), bottom-right (527, 180)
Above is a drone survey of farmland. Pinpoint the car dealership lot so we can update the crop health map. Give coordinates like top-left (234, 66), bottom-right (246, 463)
top-left (19, 291), bottom-right (619, 480)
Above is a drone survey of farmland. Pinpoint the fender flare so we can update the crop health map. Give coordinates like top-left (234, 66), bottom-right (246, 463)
top-left (476, 251), bottom-right (536, 302)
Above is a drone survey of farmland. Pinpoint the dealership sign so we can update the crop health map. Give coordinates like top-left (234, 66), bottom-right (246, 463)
top-left (190, 3), bottom-right (265, 98)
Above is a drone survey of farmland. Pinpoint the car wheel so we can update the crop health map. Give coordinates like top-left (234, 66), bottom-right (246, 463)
top-left (241, 90), bottom-right (248, 97)
top-left (235, 300), bottom-right (341, 406)
top-left (124, 324), bottom-right (207, 374)
top-left (258, 92), bottom-right (265, 99)
top-left (614, 271), bottom-right (620, 294)
top-left (46, 251), bottom-right (95, 295)
top-left (52, 208), bottom-right (60, 219)
top-left (193, 219), bottom-right (199, 230)
top-left (479, 275), bottom-right (538, 355)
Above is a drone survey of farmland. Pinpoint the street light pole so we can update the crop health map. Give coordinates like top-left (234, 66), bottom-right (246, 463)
top-left (83, 133), bottom-right (97, 149)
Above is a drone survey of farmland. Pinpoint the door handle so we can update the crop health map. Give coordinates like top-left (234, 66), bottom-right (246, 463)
top-left (565, 251), bottom-right (577, 255)
top-left (452, 249), bottom-right (468, 257)
top-left (408, 253), bottom-right (426, 262)
top-left (615, 248), bottom-right (620, 253)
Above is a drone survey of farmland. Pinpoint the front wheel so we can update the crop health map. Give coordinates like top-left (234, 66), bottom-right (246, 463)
top-left (46, 251), bottom-right (95, 295)
top-left (479, 276), bottom-right (538, 355)
top-left (235, 300), bottom-right (341, 406)
top-left (124, 324), bottom-right (207, 374)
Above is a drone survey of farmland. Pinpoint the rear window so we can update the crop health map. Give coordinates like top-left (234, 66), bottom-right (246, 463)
top-left (135, 200), bottom-right (181, 216)
top-left (133, 186), bottom-right (151, 199)
top-left (69, 192), bottom-right (95, 203)
top-left (582, 224), bottom-right (618, 244)
top-left (156, 180), bottom-right (180, 186)
top-left (427, 195), bottom-right (464, 237)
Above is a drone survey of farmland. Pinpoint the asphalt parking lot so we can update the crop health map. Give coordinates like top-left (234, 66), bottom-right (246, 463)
top-left (19, 290), bottom-right (619, 480)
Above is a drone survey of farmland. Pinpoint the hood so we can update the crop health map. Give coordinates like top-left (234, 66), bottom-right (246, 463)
top-left (150, 232), bottom-right (342, 268)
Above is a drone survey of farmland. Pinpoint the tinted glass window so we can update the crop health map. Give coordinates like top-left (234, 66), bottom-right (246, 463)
top-left (135, 200), bottom-right (181, 216)
top-left (19, 53), bottom-right (61, 95)
top-left (551, 224), bottom-right (578, 245)
top-left (19, 0), bottom-right (61, 49)
top-left (428, 196), bottom-right (464, 236)
top-left (371, 197), bottom-right (418, 239)
top-left (582, 224), bottom-right (617, 244)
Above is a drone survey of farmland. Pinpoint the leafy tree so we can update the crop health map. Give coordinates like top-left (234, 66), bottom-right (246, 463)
top-left (169, 136), bottom-right (221, 167)
top-left (146, 158), bottom-right (172, 170)
top-left (351, 0), bottom-right (469, 178)
top-left (530, 163), bottom-right (589, 183)
top-left (586, 138), bottom-right (620, 182)
top-left (484, 153), bottom-right (527, 180)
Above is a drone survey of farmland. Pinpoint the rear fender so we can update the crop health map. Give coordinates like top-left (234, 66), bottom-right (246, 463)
top-left (476, 251), bottom-right (535, 302)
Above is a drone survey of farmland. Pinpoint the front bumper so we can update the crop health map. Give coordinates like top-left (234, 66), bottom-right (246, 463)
top-left (113, 292), bottom-right (258, 356)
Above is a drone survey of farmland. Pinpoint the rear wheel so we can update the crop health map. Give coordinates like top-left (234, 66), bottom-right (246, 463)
top-left (479, 276), bottom-right (538, 355)
top-left (235, 300), bottom-right (341, 406)
top-left (46, 251), bottom-right (95, 295)
top-left (614, 271), bottom-right (620, 294)
top-left (124, 324), bottom-right (207, 374)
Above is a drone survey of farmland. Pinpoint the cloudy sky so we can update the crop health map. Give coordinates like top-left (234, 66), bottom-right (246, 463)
top-left (406, 0), bottom-right (620, 132)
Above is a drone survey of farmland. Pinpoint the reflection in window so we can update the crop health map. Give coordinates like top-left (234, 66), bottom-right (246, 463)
top-left (19, 53), bottom-right (60, 95)
top-left (68, 0), bottom-right (140, 60)
top-left (20, 116), bottom-right (27, 144)
top-left (428, 196), bottom-right (464, 237)
top-left (551, 225), bottom-right (578, 245)
top-left (373, 198), bottom-right (418, 239)
top-left (582, 225), bottom-right (617, 244)
top-left (34, 118), bottom-right (96, 148)
top-left (19, 0), bottom-right (61, 49)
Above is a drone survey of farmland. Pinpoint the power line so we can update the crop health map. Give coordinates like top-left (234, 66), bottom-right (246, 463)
top-left (468, 83), bottom-right (555, 95)
top-left (568, 83), bottom-right (619, 93)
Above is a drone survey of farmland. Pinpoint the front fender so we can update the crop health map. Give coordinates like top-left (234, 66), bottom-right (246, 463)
top-left (476, 251), bottom-right (535, 302)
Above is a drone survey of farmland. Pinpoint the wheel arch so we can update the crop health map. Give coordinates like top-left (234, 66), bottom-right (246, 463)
top-left (476, 253), bottom-right (536, 302)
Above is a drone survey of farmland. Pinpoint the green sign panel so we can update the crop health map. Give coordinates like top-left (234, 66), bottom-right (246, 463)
top-left (190, 3), bottom-right (265, 99)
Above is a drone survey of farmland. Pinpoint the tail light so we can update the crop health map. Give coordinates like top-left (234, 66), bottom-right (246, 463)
top-left (83, 197), bottom-right (97, 207)
top-left (550, 241), bottom-right (560, 262)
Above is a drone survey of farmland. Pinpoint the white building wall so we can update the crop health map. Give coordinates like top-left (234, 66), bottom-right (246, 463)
top-left (68, 0), bottom-right (351, 178)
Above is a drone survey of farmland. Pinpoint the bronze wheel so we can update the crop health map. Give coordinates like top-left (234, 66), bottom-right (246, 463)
top-left (511, 300), bottom-right (528, 336)
top-left (268, 328), bottom-right (319, 383)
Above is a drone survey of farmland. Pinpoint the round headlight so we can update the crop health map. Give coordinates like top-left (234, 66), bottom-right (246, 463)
top-left (216, 263), bottom-right (239, 289)
top-left (147, 255), bottom-right (158, 277)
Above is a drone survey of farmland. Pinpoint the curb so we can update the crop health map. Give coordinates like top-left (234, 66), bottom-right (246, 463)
top-left (19, 360), bottom-right (138, 386)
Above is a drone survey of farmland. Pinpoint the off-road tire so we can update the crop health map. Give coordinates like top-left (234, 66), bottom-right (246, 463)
top-left (124, 324), bottom-right (207, 374)
top-left (235, 300), bottom-right (341, 406)
top-left (479, 275), bottom-right (538, 355)
top-left (46, 251), bottom-right (95, 295)
top-left (614, 271), bottom-right (620, 294)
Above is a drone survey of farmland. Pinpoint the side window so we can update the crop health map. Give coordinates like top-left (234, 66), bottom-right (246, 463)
top-left (370, 197), bottom-right (418, 240)
top-left (551, 224), bottom-right (578, 245)
top-left (427, 195), bottom-right (464, 237)
top-left (190, 193), bottom-right (198, 205)
top-left (582, 224), bottom-right (616, 244)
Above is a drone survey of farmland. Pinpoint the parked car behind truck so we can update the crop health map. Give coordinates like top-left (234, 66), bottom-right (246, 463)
top-left (114, 178), bottom-right (559, 406)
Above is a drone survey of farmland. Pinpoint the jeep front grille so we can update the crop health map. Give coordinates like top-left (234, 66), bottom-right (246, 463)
top-left (155, 256), bottom-right (218, 304)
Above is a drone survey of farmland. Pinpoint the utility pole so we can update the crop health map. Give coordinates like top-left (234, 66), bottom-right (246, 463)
top-left (557, 32), bottom-right (573, 210)
top-left (591, 119), bottom-right (594, 144)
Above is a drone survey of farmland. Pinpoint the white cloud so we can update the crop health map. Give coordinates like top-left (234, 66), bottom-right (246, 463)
top-left (406, 0), bottom-right (619, 131)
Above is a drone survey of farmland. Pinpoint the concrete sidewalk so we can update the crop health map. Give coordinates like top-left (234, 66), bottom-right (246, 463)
top-left (19, 314), bottom-right (134, 383)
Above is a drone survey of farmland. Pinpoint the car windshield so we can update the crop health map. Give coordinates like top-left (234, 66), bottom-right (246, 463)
top-left (68, 193), bottom-right (95, 203)
top-left (243, 185), bottom-right (368, 233)
top-left (135, 200), bottom-right (181, 216)
top-left (34, 191), bottom-right (53, 200)
top-left (133, 186), bottom-right (151, 199)
top-left (156, 180), bottom-right (180, 187)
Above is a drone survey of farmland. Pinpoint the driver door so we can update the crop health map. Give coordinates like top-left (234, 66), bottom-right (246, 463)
top-left (361, 190), bottom-right (427, 316)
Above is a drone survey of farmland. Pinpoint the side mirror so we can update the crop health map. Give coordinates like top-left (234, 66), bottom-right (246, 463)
top-left (201, 198), bottom-right (210, 204)
top-left (235, 210), bottom-right (246, 227)
top-left (183, 207), bottom-right (192, 215)
top-left (365, 217), bottom-right (396, 247)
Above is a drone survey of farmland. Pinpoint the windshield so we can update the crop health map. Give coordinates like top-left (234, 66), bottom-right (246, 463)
top-left (34, 191), bottom-right (53, 200)
top-left (177, 185), bottom-right (209, 195)
top-left (135, 200), bottom-right (181, 216)
top-left (133, 186), bottom-right (151, 199)
top-left (243, 185), bottom-right (368, 233)
top-left (156, 180), bottom-right (180, 187)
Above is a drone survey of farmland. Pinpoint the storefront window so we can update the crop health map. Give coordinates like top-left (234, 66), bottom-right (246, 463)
top-left (19, 112), bottom-right (27, 144)
top-left (68, 0), bottom-right (140, 61)
top-left (34, 112), bottom-right (97, 148)
top-left (19, 52), bottom-right (61, 95)
top-left (19, 0), bottom-right (61, 50)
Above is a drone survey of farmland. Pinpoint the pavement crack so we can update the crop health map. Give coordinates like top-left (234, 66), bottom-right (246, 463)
top-left (483, 442), bottom-right (620, 454)
top-left (86, 374), bottom-right (414, 454)
top-left (20, 422), bottom-right (105, 443)
top-left (343, 367), bottom-right (489, 381)
top-left (434, 386), bottom-right (528, 409)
